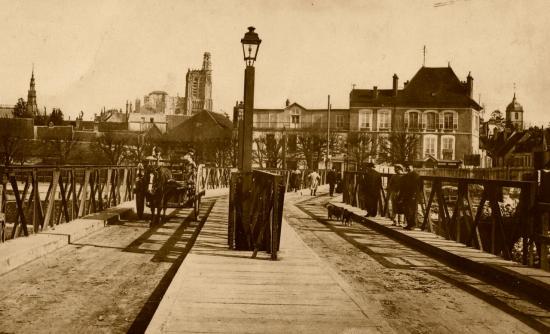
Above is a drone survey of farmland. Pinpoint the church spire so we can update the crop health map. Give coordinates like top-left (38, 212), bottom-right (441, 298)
top-left (27, 66), bottom-right (38, 116)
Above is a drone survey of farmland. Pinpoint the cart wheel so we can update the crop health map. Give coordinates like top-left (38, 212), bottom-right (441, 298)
top-left (136, 192), bottom-right (145, 219)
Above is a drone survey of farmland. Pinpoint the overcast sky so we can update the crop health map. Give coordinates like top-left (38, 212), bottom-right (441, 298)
top-left (0, 0), bottom-right (548, 125)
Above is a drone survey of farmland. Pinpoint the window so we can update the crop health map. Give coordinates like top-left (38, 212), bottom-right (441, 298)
top-left (336, 115), bottom-right (345, 128)
top-left (290, 108), bottom-right (300, 128)
top-left (515, 112), bottom-right (519, 120)
top-left (441, 111), bottom-right (458, 130)
top-left (424, 135), bottom-right (437, 157)
top-left (425, 112), bottom-right (437, 131)
top-left (441, 136), bottom-right (455, 160)
top-left (410, 112), bottom-right (420, 129)
top-left (378, 109), bottom-right (391, 130)
top-left (474, 115), bottom-right (479, 132)
top-left (359, 109), bottom-right (372, 130)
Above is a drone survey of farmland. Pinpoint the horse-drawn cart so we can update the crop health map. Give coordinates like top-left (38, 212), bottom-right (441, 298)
top-left (134, 160), bottom-right (205, 225)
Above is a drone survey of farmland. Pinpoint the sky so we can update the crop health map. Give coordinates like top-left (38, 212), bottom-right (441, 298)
top-left (0, 0), bottom-right (549, 125)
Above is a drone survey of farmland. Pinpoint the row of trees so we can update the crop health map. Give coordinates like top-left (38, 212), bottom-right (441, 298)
top-left (13, 98), bottom-right (65, 126)
top-left (252, 129), bottom-right (419, 170)
top-left (0, 129), bottom-right (235, 167)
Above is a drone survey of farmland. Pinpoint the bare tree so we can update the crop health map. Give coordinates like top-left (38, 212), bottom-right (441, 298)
top-left (296, 130), bottom-right (327, 170)
top-left (378, 131), bottom-right (419, 164)
top-left (0, 119), bottom-right (34, 166)
top-left (45, 137), bottom-right (77, 165)
top-left (126, 133), bottom-right (151, 164)
top-left (346, 132), bottom-right (376, 168)
top-left (93, 132), bottom-right (129, 165)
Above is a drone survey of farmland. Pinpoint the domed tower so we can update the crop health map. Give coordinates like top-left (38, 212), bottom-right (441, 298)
top-left (505, 93), bottom-right (524, 131)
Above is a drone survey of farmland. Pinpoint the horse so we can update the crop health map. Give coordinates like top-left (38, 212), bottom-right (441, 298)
top-left (145, 166), bottom-right (178, 226)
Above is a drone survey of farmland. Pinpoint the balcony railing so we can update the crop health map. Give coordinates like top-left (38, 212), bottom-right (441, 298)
top-left (253, 121), bottom-right (348, 130)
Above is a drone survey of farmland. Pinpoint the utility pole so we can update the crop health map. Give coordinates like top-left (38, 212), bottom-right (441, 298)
top-left (327, 95), bottom-right (331, 170)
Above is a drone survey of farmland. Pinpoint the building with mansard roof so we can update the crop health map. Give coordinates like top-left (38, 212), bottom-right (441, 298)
top-left (350, 66), bottom-right (483, 165)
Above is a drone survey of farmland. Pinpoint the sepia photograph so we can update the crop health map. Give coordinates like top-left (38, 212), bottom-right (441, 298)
top-left (1, 0), bottom-right (549, 333)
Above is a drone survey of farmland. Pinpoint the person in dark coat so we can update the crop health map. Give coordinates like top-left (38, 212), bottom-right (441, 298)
top-left (399, 163), bottom-right (421, 229)
top-left (363, 162), bottom-right (382, 217)
top-left (387, 164), bottom-right (404, 226)
top-left (327, 168), bottom-right (338, 196)
top-left (291, 167), bottom-right (302, 192)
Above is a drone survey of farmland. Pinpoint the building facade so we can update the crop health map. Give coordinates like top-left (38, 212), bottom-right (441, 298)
top-left (350, 66), bottom-right (482, 164)
top-left (237, 99), bottom-right (349, 170)
top-left (184, 52), bottom-right (213, 115)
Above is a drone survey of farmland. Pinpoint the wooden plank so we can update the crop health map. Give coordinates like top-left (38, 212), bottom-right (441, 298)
top-left (469, 187), bottom-right (488, 249)
top-left (541, 212), bottom-right (550, 271)
top-left (421, 180), bottom-right (436, 231)
top-left (78, 170), bottom-right (90, 217)
top-left (9, 173), bottom-right (28, 238)
top-left (465, 187), bottom-right (483, 251)
top-left (105, 168), bottom-right (113, 207)
top-left (42, 170), bottom-right (59, 229)
top-left (58, 173), bottom-right (70, 224)
top-left (271, 175), bottom-right (281, 260)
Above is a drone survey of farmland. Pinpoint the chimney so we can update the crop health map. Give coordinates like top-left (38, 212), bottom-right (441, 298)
top-left (392, 74), bottom-right (399, 97)
top-left (467, 72), bottom-right (473, 98)
top-left (373, 86), bottom-right (378, 99)
top-left (404, 80), bottom-right (409, 88)
top-left (285, 99), bottom-right (290, 107)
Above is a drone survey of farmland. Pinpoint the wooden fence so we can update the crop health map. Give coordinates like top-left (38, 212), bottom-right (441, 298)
top-left (377, 167), bottom-right (535, 181)
top-left (343, 171), bottom-right (542, 267)
top-left (539, 202), bottom-right (550, 271)
top-left (228, 170), bottom-right (285, 260)
top-left (0, 165), bottom-right (137, 242)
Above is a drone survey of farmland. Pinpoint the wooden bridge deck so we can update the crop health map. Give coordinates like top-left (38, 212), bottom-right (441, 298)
top-left (146, 192), bottom-right (388, 334)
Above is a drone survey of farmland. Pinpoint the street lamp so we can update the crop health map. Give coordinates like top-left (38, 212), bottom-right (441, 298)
top-left (239, 26), bottom-right (261, 173)
top-left (241, 26), bottom-right (261, 67)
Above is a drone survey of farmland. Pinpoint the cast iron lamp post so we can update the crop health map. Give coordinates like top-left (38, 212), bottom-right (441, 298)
top-left (239, 26), bottom-right (261, 172)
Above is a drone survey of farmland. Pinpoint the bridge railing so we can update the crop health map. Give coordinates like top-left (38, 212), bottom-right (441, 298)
top-left (343, 171), bottom-right (539, 267)
top-left (539, 202), bottom-right (550, 271)
top-left (0, 165), bottom-right (137, 242)
top-left (228, 170), bottom-right (285, 260)
top-left (260, 169), bottom-right (328, 192)
top-left (376, 167), bottom-right (535, 181)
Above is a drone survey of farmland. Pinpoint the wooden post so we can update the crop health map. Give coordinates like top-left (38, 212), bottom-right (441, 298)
top-left (43, 170), bottom-right (59, 229)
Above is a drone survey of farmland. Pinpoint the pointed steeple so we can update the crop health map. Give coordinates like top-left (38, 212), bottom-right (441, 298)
top-left (27, 65), bottom-right (38, 116)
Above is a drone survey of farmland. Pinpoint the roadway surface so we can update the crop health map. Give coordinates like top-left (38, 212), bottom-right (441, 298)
top-left (0, 189), bottom-right (548, 333)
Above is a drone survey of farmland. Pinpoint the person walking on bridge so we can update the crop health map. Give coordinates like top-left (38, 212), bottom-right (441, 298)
top-left (399, 163), bottom-right (421, 230)
top-left (307, 169), bottom-right (321, 196)
top-left (363, 162), bottom-right (382, 217)
top-left (327, 168), bottom-right (338, 197)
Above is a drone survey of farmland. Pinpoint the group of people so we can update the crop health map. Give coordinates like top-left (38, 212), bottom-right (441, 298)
top-left (356, 162), bottom-right (421, 229)
top-left (289, 167), bottom-right (342, 196)
top-left (386, 163), bottom-right (421, 230)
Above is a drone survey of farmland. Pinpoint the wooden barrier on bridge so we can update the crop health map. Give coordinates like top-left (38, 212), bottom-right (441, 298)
top-left (539, 202), bottom-right (550, 271)
top-left (0, 165), bottom-right (137, 242)
top-left (343, 171), bottom-right (540, 267)
top-left (228, 170), bottom-right (285, 260)
top-left (260, 169), bottom-right (328, 193)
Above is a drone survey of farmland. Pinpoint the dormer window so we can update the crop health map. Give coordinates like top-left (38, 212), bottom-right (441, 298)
top-left (290, 108), bottom-right (300, 128)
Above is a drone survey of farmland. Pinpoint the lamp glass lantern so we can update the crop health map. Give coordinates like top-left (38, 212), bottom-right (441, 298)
top-left (241, 26), bottom-right (262, 66)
